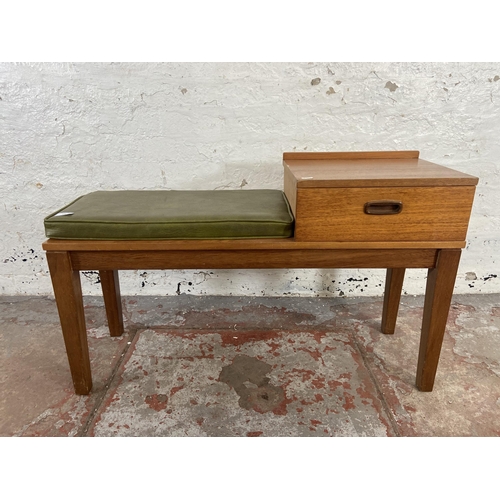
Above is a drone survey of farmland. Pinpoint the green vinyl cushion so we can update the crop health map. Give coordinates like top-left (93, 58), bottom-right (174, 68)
top-left (44, 190), bottom-right (294, 240)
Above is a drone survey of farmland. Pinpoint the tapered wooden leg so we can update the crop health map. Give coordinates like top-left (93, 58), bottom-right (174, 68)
top-left (381, 268), bottom-right (406, 334)
top-left (416, 249), bottom-right (461, 391)
top-left (99, 270), bottom-right (124, 337)
top-left (46, 251), bottom-right (92, 395)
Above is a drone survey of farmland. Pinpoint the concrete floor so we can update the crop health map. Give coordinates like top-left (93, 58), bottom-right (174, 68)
top-left (1, 293), bottom-right (499, 437)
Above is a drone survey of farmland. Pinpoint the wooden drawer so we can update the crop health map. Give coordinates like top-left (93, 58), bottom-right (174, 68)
top-left (292, 185), bottom-right (476, 242)
top-left (283, 151), bottom-right (478, 244)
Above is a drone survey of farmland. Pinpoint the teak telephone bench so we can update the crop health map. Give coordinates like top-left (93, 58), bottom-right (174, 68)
top-left (43, 151), bottom-right (478, 395)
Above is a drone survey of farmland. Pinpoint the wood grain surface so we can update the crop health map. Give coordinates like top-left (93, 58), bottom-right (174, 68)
top-left (292, 186), bottom-right (476, 242)
top-left (283, 151), bottom-right (420, 160)
top-left (46, 251), bottom-right (92, 394)
top-left (43, 238), bottom-right (466, 251)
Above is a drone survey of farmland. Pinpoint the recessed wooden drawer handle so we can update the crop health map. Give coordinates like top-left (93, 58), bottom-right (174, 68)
top-left (364, 200), bottom-right (403, 215)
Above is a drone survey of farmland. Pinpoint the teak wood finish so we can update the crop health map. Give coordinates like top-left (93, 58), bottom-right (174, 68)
top-left (283, 151), bottom-right (478, 243)
top-left (43, 151), bottom-right (478, 395)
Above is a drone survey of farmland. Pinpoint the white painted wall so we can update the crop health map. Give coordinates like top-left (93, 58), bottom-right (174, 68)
top-left (1, 62), bottom-right (499, 297)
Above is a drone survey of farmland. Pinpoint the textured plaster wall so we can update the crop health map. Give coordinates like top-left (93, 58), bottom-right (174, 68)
top-left (1, 62), bottom-right (499, 297)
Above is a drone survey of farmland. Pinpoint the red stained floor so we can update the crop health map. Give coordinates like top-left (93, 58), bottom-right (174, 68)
top-left (1, 294), bottom-right (499, 436)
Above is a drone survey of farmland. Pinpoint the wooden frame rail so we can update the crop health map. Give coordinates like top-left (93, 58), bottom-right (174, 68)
top-left (42, 238), bottom-right (462, 395)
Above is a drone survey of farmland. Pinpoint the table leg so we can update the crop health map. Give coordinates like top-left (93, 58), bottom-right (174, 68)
top-left (416, 249), bottom-right (461, 391)
top-left (381, 268), bottom-right (406, 334)
top-left (46, 251), bottom-right (92, 395)
top-left (99, 270), bottom-right (124, 337)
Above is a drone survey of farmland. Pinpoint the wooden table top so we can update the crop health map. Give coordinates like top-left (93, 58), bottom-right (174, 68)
top-left (283, 151), bottom-right (479, 188)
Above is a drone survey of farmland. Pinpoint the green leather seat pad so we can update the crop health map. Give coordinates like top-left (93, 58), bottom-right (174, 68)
top-left (44, 190), bottom-right (294, 240)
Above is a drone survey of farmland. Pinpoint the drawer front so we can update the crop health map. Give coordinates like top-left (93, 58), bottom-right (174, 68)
top-left (293, 186), bottom-right (476, 242)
